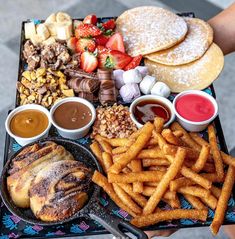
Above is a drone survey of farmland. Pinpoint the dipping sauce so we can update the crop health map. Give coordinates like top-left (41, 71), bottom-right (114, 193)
top-left (175, 93), bottom-right (215, 122)
top-left (133, 100), bottom-right (170, 124)
top-left (53, 102), bottom-right (92, 130)
top-left (10, 109), bottom-right (48, 138)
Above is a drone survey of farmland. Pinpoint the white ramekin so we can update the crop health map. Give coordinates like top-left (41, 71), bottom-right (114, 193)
top-left (129, 95), bottom-right (175, 128)
top-left (173, 90), bottom-right (218, 132)
top-left (50, 97), bottom-right (96, 139)
top-left (5, 104), bottom-right (51, 146)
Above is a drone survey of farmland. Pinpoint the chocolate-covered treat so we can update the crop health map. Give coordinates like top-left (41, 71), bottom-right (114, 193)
top-left (78, 92), bottom-right (98, 103)
top-left (64, 68), bottom-right (98, 80)
top-left (97, 69), bottom-right (117, 105)
top-left (68, 78), bottom-right (100, 93)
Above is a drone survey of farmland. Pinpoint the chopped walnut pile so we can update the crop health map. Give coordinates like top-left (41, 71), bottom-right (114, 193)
top-left (91, 104), bottom-right (137, 139)
top-left (23, 40), bottom-right (80, 71)
top-left (17, 68), bottom-right (74, 108)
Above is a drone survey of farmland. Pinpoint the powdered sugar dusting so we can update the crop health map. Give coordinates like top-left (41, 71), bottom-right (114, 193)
top-left (116, 6), bottom-right (188, 56)
top-left (145, 43), bottom-right (224, 92)
top-left (146, 18), bottom-right (213, 65)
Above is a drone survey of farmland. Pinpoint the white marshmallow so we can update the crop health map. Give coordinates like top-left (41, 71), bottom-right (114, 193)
top-left (119, 83), bottom-right (141, 103)
top-left (151, 81), bottom-right (171, 98)
top-left (123, 69), bottom-right (142, 84)
top-left (139, 75), bottom-right (157, 95)
top-left (135, 66), bottom-right (149, 77)
top-left (112, 69), bottom-right (125, 89)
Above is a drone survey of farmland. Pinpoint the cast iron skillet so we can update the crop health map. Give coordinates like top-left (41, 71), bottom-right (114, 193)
top-left (0, 137), bottom-right (147, 239)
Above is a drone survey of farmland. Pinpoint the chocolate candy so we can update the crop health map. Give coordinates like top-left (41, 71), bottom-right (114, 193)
top-left (78, 92), bottom-right (98, 102)
top-left (97, 69), bottom-right (117, 105)
top-left (68, 78), bottom-right (100, 93)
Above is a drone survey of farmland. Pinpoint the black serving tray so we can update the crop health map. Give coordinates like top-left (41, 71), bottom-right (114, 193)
top-left (1, 14), bottom-right (235, 239)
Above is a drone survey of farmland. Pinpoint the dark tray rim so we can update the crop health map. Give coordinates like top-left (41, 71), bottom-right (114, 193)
top-left (1, 13), bottom-right (234, 238)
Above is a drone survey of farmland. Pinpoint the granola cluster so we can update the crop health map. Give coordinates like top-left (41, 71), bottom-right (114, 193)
top-left (91, 104), bottom-right (137, 139)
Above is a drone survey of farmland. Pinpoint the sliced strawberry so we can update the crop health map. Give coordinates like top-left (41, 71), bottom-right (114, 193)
top-left (67, 37), bottom-right (78, 53)
top-left (106, 33), bottom-right (125, 53)
top-left (83, 14), bottom-right (97, 25)
top-left (96, 45), bottom-right (110, 54)
top-left (76, 38), bottom-right (96, 53)
top-left (102, 19), bottom-right (116, 30)
top-left (98, 50), bottom-right (132, 70)
top-left (81, 51), bottom-right (98, 73)
top-left (75, 24), bottom-right (102, 38)
top-left (123, 55), bottom-right (143, 70)
top-left (94, 34), bottom-right (110, 46)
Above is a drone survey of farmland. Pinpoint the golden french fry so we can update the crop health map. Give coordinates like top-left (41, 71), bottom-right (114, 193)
top-left (147, 138), bottom-right (159, 146)
top-left (170, 177), bottom-right (195, 191)
top-left (102, 152), bottom-right (113, 173)
top-left (153, 132), bottom-right (167, 149)
top-left (90, 141), bottom-right (104, 169)
top-left (113, 183), bottom-right (142, 214)
top-left (142, 158), bottom-right (170, 167)
top-left (178, 186), bottom-right (210, 199)
top-left (145, 182), bottom-right (159, 187)
top-left (142, 186), bottom-right (176, 200)
top-left (173, 130), bottom-right (184, 138)
top-left (95, 135), bottom-right (112, 154)
top-left (109, 122), bottom-right (154, 174)
top-left (208, 125), bottom-right (224, 181)
top-left (167, 155), bottom-right (212, 190)
top-left (131, 159), bottom-right (143, 193)
top-left (122, 167), bottom-right (131, 174)
top-left (154, 117), bottom-right (165, 133)
top-left (183, 194), bottom-right (207, 210)
top-left (185, 160), bottom-right (215, 173)
top-left (166, 195), bottom-right (181, 209)
top-left (92, 171), bottom-right (137, 217)
top-left (201, 194), bottom-right (217, 210)
top-left (112, 146), bottom-right (128, 155)
top-left (137, 147), bottom-right (165, 159)
top-left (104, 138), bottom-right (133, 147)
top-left (148, 166), bottom-right (167, 172)
top-left (131, 209), bottom-right (208, 227)
top-left (190, 132), bottom-right (235, 168)
top-left (118, 183), bottom-right (147, 208)
top-left (210, 185), bottom-right (222, 199)
top-left (162, 128), bottom-right (182, 146)
top-left (192, 145), bottom-right (211, 173)
top-left (108, 171), bottom-right (165, 183)
top-left (201, 173), bottom-right (224, 183)
top-left (163, 144), bottom-right (199, 160)
top-left (143, 148), bottom-right (186, 215)
top-left (210, 166), bottom-right (235, 235)
top-left (170, 122), bottom-right (201, 152)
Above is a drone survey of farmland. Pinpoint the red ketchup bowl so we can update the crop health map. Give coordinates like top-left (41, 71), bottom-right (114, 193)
top-left (173, 90), bottom-right (218, 132)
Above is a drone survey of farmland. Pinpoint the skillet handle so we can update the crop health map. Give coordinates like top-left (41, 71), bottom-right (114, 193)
top-left (89, 210), bottom-right (148, 239)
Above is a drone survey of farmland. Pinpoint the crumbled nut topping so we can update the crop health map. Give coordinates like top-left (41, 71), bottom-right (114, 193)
top-left (91, 104), bottom-right (137, 139)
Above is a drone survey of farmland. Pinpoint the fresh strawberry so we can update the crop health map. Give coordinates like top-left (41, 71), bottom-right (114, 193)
top-left (83, 14), bottom-right (97, 25)
top-left (106, 33), bottom-right (125, 53)
top-left (96, 45), bottom-right (110, 54)
top-left (102, 19), bottom-right (116, 30)
top-left (67, 37), bottom-right (78, 53)
top-left (94, 34), bottom-right (110, 46)
top-left (123, 55), bottom-right (143, 70)
top-left (81, 51), bottom-right (98, 73)
top-left (75, 24), bottom-right (102, 38)
top-left (98, 50), bottom-right (132, 69)
top-left (76, 38), bottom-right (96, 53)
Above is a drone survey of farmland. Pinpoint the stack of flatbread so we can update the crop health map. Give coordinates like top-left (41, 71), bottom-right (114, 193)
top-left (116, 6), bottom-right (224, 92)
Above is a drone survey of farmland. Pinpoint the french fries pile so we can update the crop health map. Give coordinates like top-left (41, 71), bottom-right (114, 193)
top-left (90, 118), bottom-right (235, 235)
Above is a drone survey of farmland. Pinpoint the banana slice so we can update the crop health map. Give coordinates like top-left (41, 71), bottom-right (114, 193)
top-left (36, 24), bottom-right (50, 40)
top-left (30, 34), bottom-right (43, 45)
top-left (45, 13), bottom-right (56, 24)
top-left (45, 23), bottom-right (57, 36)
top-left (56, 22), bottom-right (72, 40)
top-left (56, 12), bottom-right (72, 24)
top-left (43, 36), bottom-right (56, 45)
top-left (24, 22), bottom-right (36, 39)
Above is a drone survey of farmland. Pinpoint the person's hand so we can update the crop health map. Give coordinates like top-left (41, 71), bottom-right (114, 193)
top-left (145, 229), bottom-right (178, 238)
